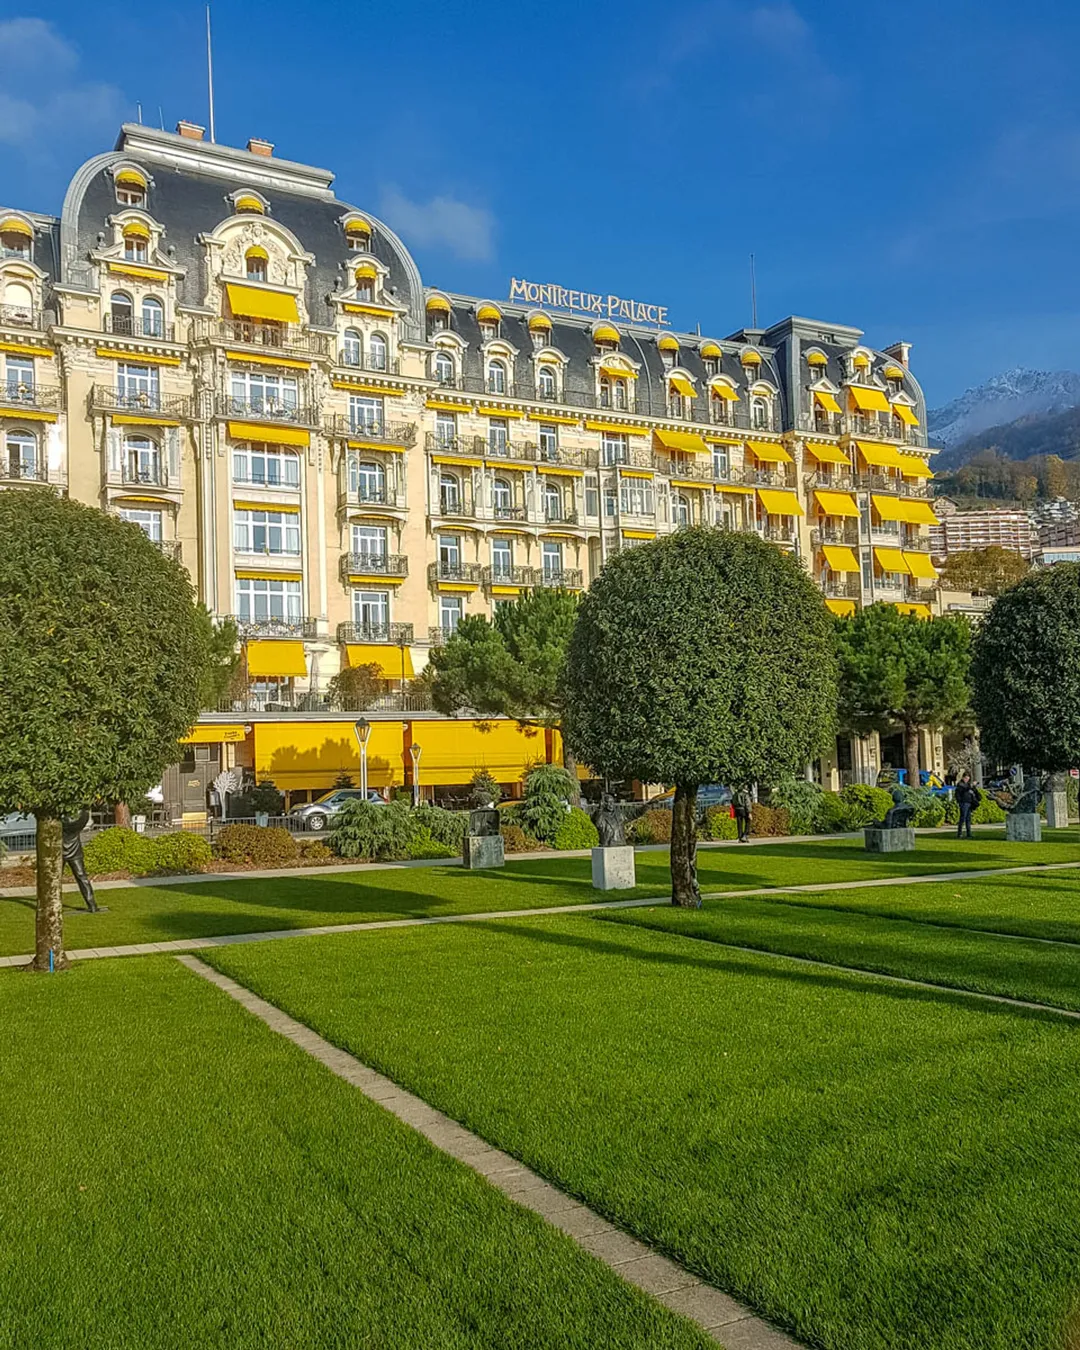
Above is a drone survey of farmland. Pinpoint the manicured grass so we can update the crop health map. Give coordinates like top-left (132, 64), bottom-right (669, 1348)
top-left (207, 915), bottom-right (1080, 1350)
top-left (0, 957), bottom-right (709, 1350)
top-left (598, 893), bottom-right (1080, 1011)
top-left (2, 828), bottom-right (1078, 957)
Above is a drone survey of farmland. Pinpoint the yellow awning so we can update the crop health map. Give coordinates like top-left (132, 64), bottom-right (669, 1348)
top-left (892, 402), bottom-right (919, 427)
top-left (353, 262), bottom-right (378, 279)
top-left (857, 440), bottom-right (905, 469)
top-left (235, 196), bottom-right (265, 213)
top-left (669, 374), bottom-right (696, 398)
top-left (227, 421), bottom-right (310, 448)
top-left (122, 221), bottom-right (150, 239)
top-left (813, 390), bottom-right (842, 415)
top-left (874, 547), bottom-right (910, 574)
top-left (655, 429), bottom-right (708, 453)
top-left (884, 365), bottom-right (905, 380)
top-left (700, 341), bottom-right (722, 358)
top-left (853, 353), bottom-right (871, 368)
top-left (895, 452), bottom-right (933, 478)
top-left (585, 420), bottom-right (648, 436)
top-left (757, 488), bottom-right (804, 516)
top-left (476, 304), bottom-right (501, 321)
top-left (115, 170), bottom-right (147, 187)
top-left (528, 313), bottom-right (552, 329)
top-left (180, 724), bottom-right (249, 745)
top-left (425, 294), bottom-right (451, 312)
top-left (710, 382), bottom-right (739, 401)
top-left (246, 640), bottom-right (307, 678)
top-left (622, 529), bottom-right (656, 540)
top-left (346, 644), bottom-right (414, 678)
top-left (0, 217), bottom-right (32, 237)
top-left (657, 335), bottom-right (680, 352)
top-left (871, 494), bottom-right (907, 522)
top-left (593, 324), bottom-right (620, 343)
top-left (897, 498), bottom-right (939, 525)
top-left (741, 350), bottom-right (762, 365)
top-left (96, 348), bottom-right (181, 366)
top-left (806, 351), bottom-right (828, 367)
top-left (822, 545), bottom-right (860, 573)
top-left (896, 603), bottom-right (931, 619)
top-left (345, 218), bottom-right (371, 235)
top-left (848, 385), bottom-right (891, 413)
top-left (746, 440), bottom-right (793, 463)
top-left (224, 283), bottom-right (299, 324)
top-left (904, 552), bottom-right (938, 580)
top-left (814, 490), bottom-right (859, 518)
top-left (245, 245), bottom-right (269, 262)
top-left (619, 468), bottom-right (654, 479)
top-left (803, 440), bottom-right (849, 465)
top-left (600, 362), bottom-right (637, 379)
top-left (826, 599), bottom-right (856, 617)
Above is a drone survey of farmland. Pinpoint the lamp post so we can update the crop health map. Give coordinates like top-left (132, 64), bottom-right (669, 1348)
top-left (409, 743), bottom-right (422, 808)
top-left (354, 717), bottom-right (371, 799)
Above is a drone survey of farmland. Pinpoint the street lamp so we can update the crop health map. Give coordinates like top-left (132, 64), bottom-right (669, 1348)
top-left (353, 718), bottom-right (371, 798)
top-left (409, 743), bottom-right (422, 808)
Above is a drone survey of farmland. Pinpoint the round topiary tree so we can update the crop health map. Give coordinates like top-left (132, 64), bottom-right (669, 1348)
top-left (0, 490), bottom-right (211, 970)
top-left (971, 562), bottom-right (1080, 774)
top-left (563, 529), bottom-right (838, 905)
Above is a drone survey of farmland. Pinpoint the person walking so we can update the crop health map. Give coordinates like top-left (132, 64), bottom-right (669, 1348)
top-left (955, 774), bottom-right (981, 840)
top-left (733, 786), bottom-right (753, 842)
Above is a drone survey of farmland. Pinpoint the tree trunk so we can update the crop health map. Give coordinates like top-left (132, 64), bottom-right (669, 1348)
top-left (670, 783), bottom-right (702, 908)
top-left (114, 802), bottom-right (132, 829)
top-left (903, 724), bottom-right (921, 790)
top-left (31, 814), bottom-right (67, 972)
top-left (561, 743), bottom-right (582, 806)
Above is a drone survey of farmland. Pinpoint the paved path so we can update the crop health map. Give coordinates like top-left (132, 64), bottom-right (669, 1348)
top-left (4, 857), bottom-right (1080, 970)
top-left (178, 954), bottom-right (803, 1350)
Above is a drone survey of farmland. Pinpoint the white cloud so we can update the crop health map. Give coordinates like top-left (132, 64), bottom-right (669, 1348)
top-left (378, 185), bottom-right (495, 263)
top-left (0, 19), bottom-right (124, 153)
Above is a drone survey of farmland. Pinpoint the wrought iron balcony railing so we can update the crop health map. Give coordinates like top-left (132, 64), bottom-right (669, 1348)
top-left (195, 318), bottom-right (332, 358)
top-left (0, 382), bottom-right (61, 412)
top-left (233, 615), bottom-right (319, 639)
top-left (0, 302), bottom-right (43, 328)
top-left (535, 568), bottom-right (584, 589)
top-left (92, 386), bottom-right (194, 419)
top-left (217, 394), bottom-right (317, 427)
top-left (811, 523), bottom-right (860, 547)
top-left (428, 561), bottom-right (484, 585)
top-left (1, 459), bottom-right (48, 483)
top-left (482, 565), bottom-right (535, 588)
top-left (104, 314), bottom-right (177, 341)
top-left (339, 552), bottom-right (409, 580)
top-left (330, 414), bottom-right (417, 447)
top-left (543, 506), bottom-right (580, 526)
top-left (121, 464), bottom-right (173, 489)
top-left (337, 350), bottom-right (401, 374)
top-left (338, 480), bottom-right (409, 511)
top-left (152, 539), bottom-right (183, 561)
top-left (336, 621), bottom-right (414, 645)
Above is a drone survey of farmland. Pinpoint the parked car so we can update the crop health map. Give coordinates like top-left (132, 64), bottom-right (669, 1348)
top-left (651, 785), bottom-right (732, 811)
top-left (288, 789), bottom-right (385, 832)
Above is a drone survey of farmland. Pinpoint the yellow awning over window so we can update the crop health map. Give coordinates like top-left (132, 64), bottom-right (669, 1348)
top-left (353, 262), bottom-right (378, 279)
top-left (814, 490), bottom-right (859, 518)
top-left (528, 312), bottom-right (552, 329)
top-left (822, 545), bottom-right (860, 572)
top-left (746, 440), bottom-right (793, 463)
top-left (804, 440), bottom-right (850, 466)
top-left (892, 402), bottom-right (919, 427)
top-left (235, 196), bottom-right (265, 213)
top-left (476, 304), bottom-right (501, 321)
top-left (655, 429), bottom-right (708, 453)
top-left (585, 420), bottom-right (648, 436)
top-left (871, 494), bottom-right (907, 522)
top-left (622, 529), bottom-right (657, 540)
top-left (741, 350), bottom-right (762, 365)
top-left (897, 498), bottom-right (940, 525)
top-left (757, 488), bottom-right (804, 516)
top-left (246, 640), bottom-right (307, 678)
top-left (904, 551), bottom-right (938, 580)
top-left (345, 218), bottom-right (371, 235)
top-left (669, 374), bottom-right (696, 398)
top-left (896, 602), bottom-right (932, 619)
top-left (346, 644), bottom-right (415, 678)
top-left (658, 335), bottom-right (680, 351)
top-left (600, 362), bottom-right (637, 379)
top-left (115, 170), bottom-right (147, 187)
top-left (873, 547), bottom-right (910, 573)
top-left (857, 440), bottom-right (905, 469)
top-left (848, 385), bottom-right (891, 413)
top-left (709, 381), bottom-right (739, 401)
top-left (425, 294), bottom-right (451, 312)
top-left (224, 282), bottom-right (299, 324)
top-left (700, 341), bottom-right (722, 358)
top-left (122, 221), bottom-right (150, 239)
top-left (593, 324), bottom-right (620, 343)
top-left (227, 420), bottom-right (309, 448)
top-left (895, 452), bottom-right (933, 478)
top-left (813, 390), bottom-right (842, 415)
top-left (806, 350), bottom-right (828, 366)
top-left (826, 598), bottom-right (856, 617)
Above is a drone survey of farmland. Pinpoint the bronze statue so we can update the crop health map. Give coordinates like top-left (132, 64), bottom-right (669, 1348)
top-left (593, 792), bottom-right (627, 848)
top-left (61, 812), bottom-right (97, 912)
top-left (1009, 775), bottom-right (1044, 816)
top-left (467, 807), bottom-right (501, 838)
top-left (881, 786), bottom-right (915, 829)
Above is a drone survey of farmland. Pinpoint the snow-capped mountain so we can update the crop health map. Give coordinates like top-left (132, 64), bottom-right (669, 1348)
top-left (928, 367), bottom-right (1080, 449)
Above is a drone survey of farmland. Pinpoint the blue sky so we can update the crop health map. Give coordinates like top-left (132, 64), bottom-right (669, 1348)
top-left (3, 1), bottom-right (1080, 406)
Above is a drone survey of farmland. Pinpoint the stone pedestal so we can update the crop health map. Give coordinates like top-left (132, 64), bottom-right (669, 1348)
top-left (591, 846), bottom-right (636, 891)
top-left (1006, 812), bottom-right (1042, 843)
top-left (463, 834), bottom-right (505, 869)
top-left (1046, 785), bottom-right (1070, 829)
top-left (863, 826), bottom-right (915, 854)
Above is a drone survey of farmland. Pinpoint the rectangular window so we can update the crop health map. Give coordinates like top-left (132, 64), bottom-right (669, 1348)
top-left (232, 443), bottom-right (300, 488)
top-left (585, 474), bottom-right (599, 518)
top-left (542, 541), bottom-right (563, 577)
top-left (352, 589), bottom-right (389, 629)
top-left (117, 363), bottom-right (159, 409)
top-left (119, 507), bottom-right (162, 542)
top-left (349, 458), bottom-right (386, 500)
top-left (711, 446), bottom-right (729, 478)
top-left (620, 481), bottom-right (654, 515)
top-left (351, 524), bottom-right (387, 557)
top-left (230, 370), bottom-right (298, 414)
top-left (440, 595), bottom-right (463, 633)
top-left (435, 412), bottom-right (456, 446)
top-left (604, 489), bottom-right (617, 518)
top-left (601, 433), bottom-right (628, 465)
top-left (5, 356), bottom-right (32, 398)
top-left (491, 537), bottom-right (512, 576)
top-left (438, 534), bottom-right (461, 569)
top-left (235, 577), bottom-right (302, 622)
top-left (539, 424), bottom-right (558, 460)
top-left (487, 418), bottom-right (508, 454)
top-left (234, 508), bottom-right (301, 556)
top-left (349, 394), bottom-right (383, 433)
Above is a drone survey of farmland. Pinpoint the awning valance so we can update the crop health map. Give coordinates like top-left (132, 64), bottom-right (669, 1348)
top-left (857, 440), bottom-right (905, 469)
top-left (848, 385), bottom-right (891, 413)
top-left (246, 640), bottom-right (307, 678)
top-left (476, 304), bottom-right (501, 322)
top-left (892, 402), bottom-right (919, 427)
top-left (806, 350), bottom-right (828, 366)
top-left (585, 420), bottom-right (648, 436)
top-left (227, 420), bottom-right (309, 448)
top-left (115, 170), bottom-right (147, 187)
top-left (741, 350), bottom-right (762, 365)
top-left (745, 440), bottom-right (793, 463)
top-left (822, 545), bottom-right (860, 573)
top-left (225, 282), bottom-right (299, 324)
top-left (593, 324), bottom-right (620, 343)
top-left (122, 221), bottom-right (150, 239)
top-left (669, 374), bottom-right (696, 398)
top-left (757, 488), bottom-right (804, 516)
top-left (0, 217), bottom-right (33, 237)
top-left (813, 390), bottom-right (842, 415)
top-left (655, 429), bottom-right (708, 454)
top-left (245, 245), bottom-right (269, 262)
top-left (345, 218), bottom-right (372, 235)
top-left (528, 313), bottom-right (552, 329)
top-left (803, 440), bottom-right (849, 465)
top-left (814, 490), bottom-right (859, 518)
top-left (873, 547), bottom-right (910, 574)
top-left (346, 644), bottom-right (415, 678)
top-left (826, 598), bottom-right (856, 617)
top-left (700, 341), bottom-right (722, 358)
top-left (904, 551), bottom-right (938, 580)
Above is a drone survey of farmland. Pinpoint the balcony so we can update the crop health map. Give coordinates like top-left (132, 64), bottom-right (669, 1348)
top-left (745, 465), bottom-right (796, 489)
top-left (121, 462), bottom-right (175, 490)
top-left (812, 522), bottom-right (860, 547)
top-left (92, 386), bottom-right (194, 420)
top-left (906, 586), bottom-right (937, 605)
top-left (336, 621), bottom-right (414, 645)
top-left (543, 506), bottom-right (580, 526)
top-left (482, 565), bottom-right (535, 588)
top-left (428, 625), bottom-right (456, 645)
top-left (338, 479), bottom-right (409, 513)
top-left (473, 435), bottom-right (539, 464)
top-left (232, 467), bottom-right (301, 492)
top-left (339, 552), bottom-right (409, 581)
top-left (823, 576), bottom-right (860, 600)
top-left (233, 615), bottom-right (318, 639)
top-left (337, 349), bottom-right (400, 375)
top-left (103, 314), bottom-right (177, 342)
top-left (218, 394), bottom-right (318, 427)
top-left (195, 318), bottom-right (332, 359)
top-left (760, 522), bottom-right (799, 548)
top-left (428, 561), bottom-right (483, 585)
top-left (434, 497), bottom-right (481, 522)
top-left (0, 301), bottom-right (43, 329)
top-left (1, 458), bottom-right (49, 484)
top-left (805, 468), bottom-right (857, 490)
top-left (586, 443), bottom-right (654, 470)
top-left (536, 568), bottom-right (584, 589)
top-left (152, 539), bottom-right (183, 562)
top-left (330, 414), bottom-right (417, 447)
top-left (0, 382), bottom-right (61, 414)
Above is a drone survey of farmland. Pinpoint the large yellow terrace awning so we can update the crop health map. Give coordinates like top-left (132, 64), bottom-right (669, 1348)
top-left (225, 282), bottom-right (299, 324)
top-left (813, 390), bottom-right (842, 415)
top-left (757, 488), bottom-right (804, 516)
top-left (814, 490), bottom-right (859, 518)
top-left (896, 602), bottom-right (932, 619)
top-left (895, 452), bottom-right (933, 478)
top-left (904, 551), bottom-right (938, 580)
top-left (227, 420), bottom-right (310, 448)
top-left (871, 494), bottom-right (908, 522)
top-left (803, 440), bottom-right (850, 466)
top-left (898, 498), bottom-right (940, 525)
top-left (857, 440), bottom-right (905, 469)
top-left (745, 440), bottom-right (793, 463)
top-left (654, 429), bottom-right (708, 453)
top-left (669, 374), bottom-right (696, 398)
top-left (826, 599), bottom-right (856, 617)
top-left (848, 385), bottom-right (892, 413)
top-left (346, 644), bottom-right (415, 678)
top-left (892, 402), bottom-right (919, 427)
top-left (873, 547), bottom-right (910, 574)
top-left (180, 724), bottom-right (248, 745)
top-left (822, 545), bottom-right (860, 572)
top-left (246, 640), bottom-right (307, 678)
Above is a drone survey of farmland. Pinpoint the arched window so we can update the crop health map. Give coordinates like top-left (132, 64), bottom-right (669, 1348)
top-left (433, 351), bottom-right (454, 385)
top-left (354, 264), bottom-right (377, 301)
top-left (599, 375), bottom-right (612, 409)
top-left (487, 359), bottom-right (507, 395)
top-left (751, 395), bottom-right (770, 430)
top-left (349, 458), bottom-right (385, 502)
top-left (439, 472), bottom-right (461, 514)
top-left (538, 365), bottom-right (556, 399)
top-left (2, 279), bottom-right (34, 322)
top-left (245, 247), bottom-right (268, 282)
top-left (672, 493), bottom-right (690, 529)
top-left (234, 195), bottom-right (265, 215)
top-left (342, 329), bottom-right (361, 367)
top-left (124, 434), bottom-right (161, 486)
top-left (110, 291), bottom-right (134, 335)
top-left (123, 225), bottom-right (149, 263)
top-left (5, 428), bottom-right (37, 481)
top-left (544, 481), bottom-right (564, 522)
top-left (344, 219), bottom-right (371, 252)
top-left (612, 377), bottom-right (627, 411)
top-left (115, 170), bottom-right (147, 207)
top-left (0, 220), bottom-right (31, 259)
top-left (141, 295), bottom-right (164, 338)
top-left (492, 477), bottom-right (512, 516)
top-left (368, 332), bottom-right (388, 372)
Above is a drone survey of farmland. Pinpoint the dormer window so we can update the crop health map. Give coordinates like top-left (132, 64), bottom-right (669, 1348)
top-left (0, 218), bottom-right (32, 260)
top-left (703, 357), bottom-right (718, 377)
top-left (245, 246), bottom-right (268, 282)
top-left (234, 194), bottom-right (265, 215)
top-left (433, 351), bottom-right (455, 385)
top-left (700, 341), bottom-right (722, 377)
top-left (114, 169), bottom-right (147, 207)
top-left (122, 224), bottom-right (149, 263)
top-left (658, 334), bottom-right (679, 370)
top-left (593, 323), bottom-right (619, 352)
top-left (354, 263), bottom-right (378, 302)
top-left (528, 314), bottom-right (552, 349)
top-left (344, 219), bottom-right (372, 252)
top-left (477, 304), bottom-right (502, 339)
top-left (426, 295), bottom-right (451, 333)
top-left (751, 395), bottom-right (770, 430)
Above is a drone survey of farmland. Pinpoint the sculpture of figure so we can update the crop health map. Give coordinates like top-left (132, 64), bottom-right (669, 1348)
top-left (468, 807), bottom-right (501, 838)
top-left (1010, 775), bottom-right (1043, 816)
top-left (593, 792), bottom-right (626, 848)
top-left (61, 811), bottom-right (98, 912)
top-left (881, 803), bottom-right (915, 829)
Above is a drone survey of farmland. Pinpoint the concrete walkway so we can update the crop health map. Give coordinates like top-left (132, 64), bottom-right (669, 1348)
top-left (3, 856), bottom-right (1080, 971)
top-left (179, 955), bottom-right (803, 1349)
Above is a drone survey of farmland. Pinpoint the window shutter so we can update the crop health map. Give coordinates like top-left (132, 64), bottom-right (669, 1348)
top-left (166, 427), bottom-right (180, 483)
top-left (107, 428), bottom-right (123, 474)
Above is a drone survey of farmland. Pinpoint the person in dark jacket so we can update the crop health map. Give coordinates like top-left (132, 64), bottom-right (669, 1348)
top-left (733, 786), bottom-right (753, 842)
top-left (954, 775), bottom-right (981, 840)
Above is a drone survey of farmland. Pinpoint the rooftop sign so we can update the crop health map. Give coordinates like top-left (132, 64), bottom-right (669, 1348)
top-left (509, 277), bottom-right (668, 327)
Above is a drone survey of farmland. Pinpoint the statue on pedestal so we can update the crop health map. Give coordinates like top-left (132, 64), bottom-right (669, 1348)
top-left (593, 792), bottom-right (626, 848)
top-left (61, 811), bottom-right (97, 912)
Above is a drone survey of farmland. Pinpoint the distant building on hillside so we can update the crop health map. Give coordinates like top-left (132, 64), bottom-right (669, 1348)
top-left (1033, 496), bottom-right (1079, 526)
top-left (929, 504), bottom-right (1035, 561)
top-left (1035, 520), bottom-right (1080, 567)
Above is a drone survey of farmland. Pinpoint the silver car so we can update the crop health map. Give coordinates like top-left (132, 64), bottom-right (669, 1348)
top-left (288, 788), bottom-right (385, 833)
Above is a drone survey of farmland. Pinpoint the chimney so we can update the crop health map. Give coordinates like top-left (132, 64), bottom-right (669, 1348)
top-left (247, 137), bottom-right (274, 157)
top-left (883, 340), bottom-right (911, 369)
top-left (176, 120), bottom-right (205, 141)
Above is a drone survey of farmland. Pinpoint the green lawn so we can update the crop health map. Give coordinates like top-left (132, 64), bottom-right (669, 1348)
top-left (0, 957), bottom-right (709, 1350)
top-left (2, 828), bottom-right (1078, 957)
top-left (206, 914), bottom-right (1080, 1350)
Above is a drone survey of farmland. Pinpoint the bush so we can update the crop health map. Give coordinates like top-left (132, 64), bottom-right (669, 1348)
top-left (839, 784), bottom-right (894, 828)
top-left (501, 823), bottom-right (540, 852)
top-left (553, 807), bottom-right (599, 851)
top-left (413, 805), bottom-right (468, 848)
top-left (296, 838), bottom-right (334, 864)
top-left (898, 786), bottom-right (946, 829)
top-left (408, 828), bottom-right (458, 859)
top-left (469, 770), bottom-right (502, 809)
top-left (768, 779), bottom-right (824, 835)
top-left (750, 803), bottom-right (791, 837)
top-left (150, 832), bottom-right (211, 874)
top-left (84, 827), bottom-right (154, 876)
top-left (214, 824), bottom-right (298, 867)
top-left (627, 809), bottom-right (673, 845)
top-left (332, 799), bottom-right (415, 860)
top-left (230, 779), bottom-right (284, 818)
top-left (703, 806), bottom-right (738, 840)
top-left (974, 796), bottom-right (1007, 824)
top-left (519, 763), bottom-right (575, 845)
top-left (814, 794), bottom-right (858, 833)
